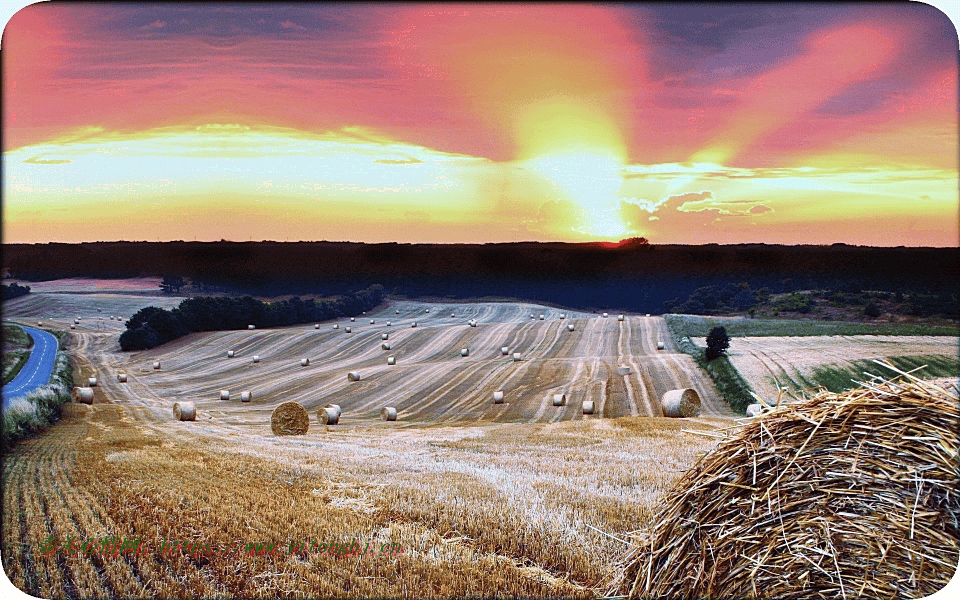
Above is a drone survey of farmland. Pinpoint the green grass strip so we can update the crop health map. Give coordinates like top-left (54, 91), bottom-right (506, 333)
top-left (2, 350), bottom-right (31, 385)
top-left (665, 317), bottom-right (756, 414)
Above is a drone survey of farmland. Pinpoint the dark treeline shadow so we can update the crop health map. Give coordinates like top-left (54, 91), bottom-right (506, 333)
top-left (4, 241), bottom-right (958, 314)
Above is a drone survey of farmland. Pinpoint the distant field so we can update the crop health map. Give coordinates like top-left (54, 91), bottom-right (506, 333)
top-left (694, 335), bottom-right (959, 401)
top-left (6, 277), bottom-right (163, 293)
top-left (2, 292), bottom-right (184, 338)
top-left (666, 314), bottom-right (959, 337)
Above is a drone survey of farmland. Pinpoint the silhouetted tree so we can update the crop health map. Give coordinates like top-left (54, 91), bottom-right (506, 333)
top-left (160, 275), bottom-right (185, 293)
top-left (705, 326), bottom-right (730, 361)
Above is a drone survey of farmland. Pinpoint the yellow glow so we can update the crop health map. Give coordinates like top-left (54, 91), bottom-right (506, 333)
top-left (524, 151), bottom-right (628, 238)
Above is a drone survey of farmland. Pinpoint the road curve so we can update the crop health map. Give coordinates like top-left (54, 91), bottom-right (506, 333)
top-left (2, 325), bottom-right (59, 409)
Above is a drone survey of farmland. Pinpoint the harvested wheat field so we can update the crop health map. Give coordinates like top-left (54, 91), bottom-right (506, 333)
top-left (2, 293), bottom-right (737, 598)
top-left (8, 291), bottom-right (957, 598)
top-left (694, 335), bottom-right (959, 401)
top-left (607, 370), bottom-right (960, 599)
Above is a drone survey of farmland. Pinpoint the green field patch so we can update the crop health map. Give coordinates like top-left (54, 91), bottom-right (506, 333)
top-left (809, 354), bottom-right (959, 393)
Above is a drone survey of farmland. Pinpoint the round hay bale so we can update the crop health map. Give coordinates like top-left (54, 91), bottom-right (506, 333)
top-left (227, 350), bottom-right (235, 358)
top-left (252, 355), bottom-right (260, 363)
top-left (117, 373), bottom-right (127, 383)
top-left (425, 308), bottom-right (430, 313)
top-left (153, 360), bottom-right (161, 370)
top-left (318, 406), bottom-right (340, 425)
top-left (363, 311), bottom-right (366, 315)
top-left (501, 347), bottom-right (509, 355)
top-left (386, 321), bottom-right (391, 326)
top-left (460, 348), bottom-right (469, 357)
top-left (387, 356), bottom-right (396, 365)
top-left (345, 326), bottom-right (352, 333)
top-left (334, 324), bottom-right (339, 329)
top-left (493, 391), bottom-right (504, 404)
top-left (382, 342), bottom-right (391, 350)
top-left (174, 401), bottom-right (196, 421)
top-left (219, 390), bottom-right (230, 401)
top-left (347, 371), bottom-right (361, 382)
top-left (602, 312), bottom-right (608, 318)
top-left (645, 313), bottom-right (651, 317)
top-left (74, 318), bottom-right (80, 324)
top-left (300, 358), bottom-right (310, 366)
top-left (240, 391), bottom-right (252, 402)
top-left (560, 313), bottom-right (566, 319)
top-left (661, 388), bottom-right (701, 418)
top-left (271, 402), bottom-right (309, 435)
top-left (37, 321), bottom-right (42, 326)
top-left (657, 341), bottom-right (665, 350)
top-left (611, 378), bottom-right (960, 600)
top-left (381, 333), bottom-right (389, 340)
top-left (411, 322), bottom-right (417, 328)
top-left (324, 403), bottom-right (342, 419)
top-left (567, 324), bottom-right (575, 331)
top-left (350, 317), bottom-right (355, 322)
top-left (512, 352), bottom-right (521, 362)
top-left (539, 314), bottom-right (545, 320)
top-left (370, 319), bottom-right (375, 324)
top-left (469, 320), bottom-right (477, 327)
top-left (88, 377), bottom-right (98, 387)
top-left (315, 324), bottom-right (320, 329)
top-left (70, 324), bottom-right (76, 329)
top-left (248, 324), bottom-right (255, 330)
top-left (582, 400), bottom-right (595, 414)
top-left (552, 393), bottom-right (567, 406)
top-left (618, 314), bottom-right (625, 321)
top-left (396, 309), bottom-right (400, 314)
top-left (746, 403), bottom-right (764, 417)
top-left (381, 407), bottom-right (398, 421)
top-left (73, 387), bottom-right (94, 404)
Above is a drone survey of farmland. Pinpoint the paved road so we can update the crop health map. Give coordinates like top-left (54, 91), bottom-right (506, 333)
top-left (2, 325), bottom-right (59, 409)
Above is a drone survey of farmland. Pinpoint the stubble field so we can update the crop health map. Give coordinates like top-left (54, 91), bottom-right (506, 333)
top-left (2, 291), bottom-right (732, 598)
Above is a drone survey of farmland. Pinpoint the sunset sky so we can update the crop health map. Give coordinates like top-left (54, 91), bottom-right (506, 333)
top-left (2, 2), bottom-right (957, 246)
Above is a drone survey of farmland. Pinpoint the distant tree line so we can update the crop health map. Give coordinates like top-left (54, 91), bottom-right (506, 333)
top-left (4, 241), bottom-right (958, 316)
top-left (1, 282), bottom-right (31, 301)
top-left (119, 284), bottom-right (385, 351)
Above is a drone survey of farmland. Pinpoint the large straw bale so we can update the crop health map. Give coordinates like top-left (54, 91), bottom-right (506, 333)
top-left (609, 371), bottom-right (960, 600)
top-left (347, 371), bottom-right (361, 382)
top-left (493, 391), bottom-right (504, 404)
top-left (271, 402), bottom-right (309, 435)
top-left (567, 324), bottom-right (575, 331)
top-left (240, 391), bottom-right (252, 402)
top-left (660, 388), bottom-right (700, 417)
top-left (381, 407), bottom-right (398, 421)
top-left (324, 404), bottom-right (342, 420)
top-left (173, 401), bottom-right (196, 421)
top-left (582, 400), bottom-right (595, 414)
top-left (73, 387), bottom-right (94, 404)
top-left (153, 360), bottom-right (161, 370)
top-left (318, 406), bottom-right (339, 425)
top-left (552, 393), bottom-right (566, 406)
top-left (117, 373), bottom-right (127, 383)
top-left (88, 377), bottom-right (98, 387)
top-left (300, 358), bottom-right (309, 366)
